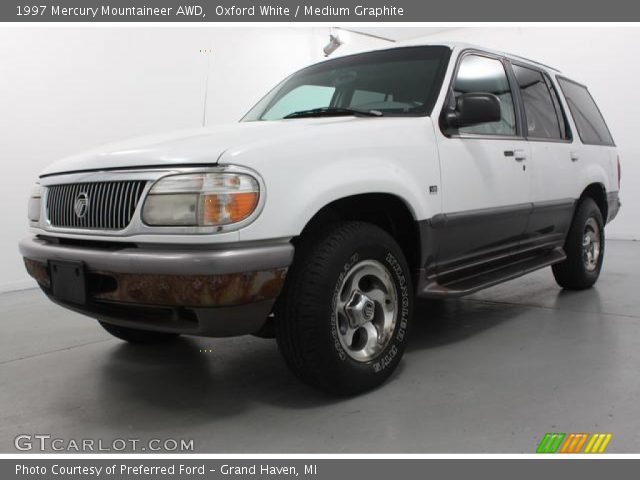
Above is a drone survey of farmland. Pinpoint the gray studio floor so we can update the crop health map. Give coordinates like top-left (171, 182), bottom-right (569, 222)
top-left (1, 239), bottom-right (639, 453)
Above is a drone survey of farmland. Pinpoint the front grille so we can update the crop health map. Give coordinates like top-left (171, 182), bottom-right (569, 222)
top-left (46, 181), bottom-right (147, 230)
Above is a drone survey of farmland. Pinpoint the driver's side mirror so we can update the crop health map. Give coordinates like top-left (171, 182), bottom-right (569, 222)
top-left (444, 92), bottom-right (501, 130)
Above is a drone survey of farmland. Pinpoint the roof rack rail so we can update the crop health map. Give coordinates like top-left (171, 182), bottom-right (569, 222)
top-left (507, 54), bottom-right (561, 73)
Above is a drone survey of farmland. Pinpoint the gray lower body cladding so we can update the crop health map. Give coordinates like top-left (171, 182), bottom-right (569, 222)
top-left (19, 236), bottom-right (293, 336)
top-left (416, 193), bottom-right (619, 297)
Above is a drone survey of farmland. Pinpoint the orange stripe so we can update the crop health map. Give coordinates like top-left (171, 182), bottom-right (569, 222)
top-left (573, 433), bottom-right (589, 453)
top-left (560, 434), bottom-right (576, 453)
top-left (568, 434), bottom-right (581, 453)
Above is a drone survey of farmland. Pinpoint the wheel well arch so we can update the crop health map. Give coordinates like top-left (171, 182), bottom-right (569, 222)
top-left (579, 183), bottom-right (608, 221)
top-left (295, 193), bottom-right (421, 272)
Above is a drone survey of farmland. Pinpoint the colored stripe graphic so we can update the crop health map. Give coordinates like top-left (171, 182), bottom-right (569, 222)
top-left (537, 433), bottom-right (613, 453)
top-left (584, 433), bottom-right (613, 453)
top-left (560, 433), bottom-right (589, 453)
top-left (537, 433), bottom-right (566, 453)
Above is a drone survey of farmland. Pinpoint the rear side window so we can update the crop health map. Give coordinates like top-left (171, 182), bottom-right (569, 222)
top-left (513, 65), bottom-right (566, 140)
top-left (452, 55), bottom-right (516, 136)
top-left (557, 78), bottom-right (614, 146)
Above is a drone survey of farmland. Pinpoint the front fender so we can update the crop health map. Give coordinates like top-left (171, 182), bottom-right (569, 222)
top-left (231, 117), bottom-right (442, 243)
top-left (238, 158), bottom-right (435, 242)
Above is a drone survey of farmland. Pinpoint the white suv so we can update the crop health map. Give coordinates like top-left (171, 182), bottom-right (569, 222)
top-left (20, 43), bottom-right (621, 394)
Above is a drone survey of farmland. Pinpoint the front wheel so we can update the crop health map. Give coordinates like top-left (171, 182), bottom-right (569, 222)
top-left (275, 221), bottom-right (413, 395)
top-left (552, 197), bottom-right (605, 290)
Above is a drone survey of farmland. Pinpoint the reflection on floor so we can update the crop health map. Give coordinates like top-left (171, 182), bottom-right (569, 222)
top-left (1, 240), bottom-right (639, 453)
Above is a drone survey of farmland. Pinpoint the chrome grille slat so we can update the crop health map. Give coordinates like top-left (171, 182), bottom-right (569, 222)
top-left (114, 182), bottom-right (123, 229)
top-left (109, 183), bottom-right (118, 229)
top-left (90, 183), bottom-right (97, 228)
top-left (45, 181), bottom-right (146, 230)
top-left (122, 182), bottom-right (131, 228)
top-left (96, 182), bottom-right (104, 229)
top-left (72, 184), bottom-right (80, 228)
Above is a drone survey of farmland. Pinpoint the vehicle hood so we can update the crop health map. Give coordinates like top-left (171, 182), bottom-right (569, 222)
top-left (40, 117), bottom-right (406, 176)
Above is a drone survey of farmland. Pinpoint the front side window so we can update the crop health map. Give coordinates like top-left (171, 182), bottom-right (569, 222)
top-left (452, 54), bottom-right (516, 136)
top-left (513, 64), bottom-right (565, 140)
top-left (557, 78), bottom-right (614, 146)
top-left (243, 46), bottom-right (451, 121)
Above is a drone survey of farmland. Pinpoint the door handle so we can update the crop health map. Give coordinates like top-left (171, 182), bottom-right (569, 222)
top-left (504, 149), bottom-right (527, 161)
top-left (570, 151), bottom-right (580, 162)
top-left (514, 149), bottom-right (527, 161)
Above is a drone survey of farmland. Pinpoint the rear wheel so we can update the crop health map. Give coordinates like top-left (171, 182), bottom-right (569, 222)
top-left (275, 221), bottom-right (413, 395)
top-left (99, 321), bottom-right (180, 344)
top-left (552, 197), bottom-right (605, 290)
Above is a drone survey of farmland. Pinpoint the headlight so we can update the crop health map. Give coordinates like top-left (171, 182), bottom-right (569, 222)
top-left (142, 171), bottom-right (260, 227)
top-left (27, 184), bottom-right (42, 222)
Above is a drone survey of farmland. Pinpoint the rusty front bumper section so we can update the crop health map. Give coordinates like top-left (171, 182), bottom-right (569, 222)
top-left (20, 236), bottom-right (294, 337)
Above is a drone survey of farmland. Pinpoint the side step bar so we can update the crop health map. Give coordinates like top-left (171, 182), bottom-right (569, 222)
top-left (420, 247), bottom-right (566, 298)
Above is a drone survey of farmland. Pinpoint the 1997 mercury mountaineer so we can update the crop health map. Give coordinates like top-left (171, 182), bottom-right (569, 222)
top-left (20, 43), bottom-right (620, 394)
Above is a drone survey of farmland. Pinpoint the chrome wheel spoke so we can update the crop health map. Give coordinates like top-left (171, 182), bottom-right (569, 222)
top-left (343, 325), bottom-right (357, 347)
top-left (367, 287), bottom-right (390, 310)
top-left (362, 321), bottom-right (381, 351)
top-left (345, 268), bottom-right (369, 293)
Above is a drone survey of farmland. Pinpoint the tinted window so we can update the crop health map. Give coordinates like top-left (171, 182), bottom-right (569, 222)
top-left (557, 78), bottom-right (614, 146)
top-left (262, 85), bottom-right (335, 120)
top-left (453, 55), bottom-right (516, 136)
top-left (513, 65), bottom-right (565, 140)
top-left (244, 46), bottom-right (451, 121)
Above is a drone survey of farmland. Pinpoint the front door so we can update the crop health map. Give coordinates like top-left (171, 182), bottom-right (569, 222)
top-left (434, 52), bottom-right (531, 269)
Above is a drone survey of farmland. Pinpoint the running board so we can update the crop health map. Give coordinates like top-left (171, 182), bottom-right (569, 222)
top-left (420, 247), bottom-right (566, 298)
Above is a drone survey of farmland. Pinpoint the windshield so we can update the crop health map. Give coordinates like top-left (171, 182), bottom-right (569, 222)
top-left (242, 46), bottom-right (451, 121)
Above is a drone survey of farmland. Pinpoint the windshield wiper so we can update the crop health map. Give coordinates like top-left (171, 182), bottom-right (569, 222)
top-left (283, 107), bottom-right (383, 119)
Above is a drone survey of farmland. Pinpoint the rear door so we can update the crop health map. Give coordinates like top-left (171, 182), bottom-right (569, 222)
top-left (509, 62), bottom-right (577, 249)
top-left (555, 77), bottom-right (618, 200)
top-left (434, 51), bottom-right (531, 268)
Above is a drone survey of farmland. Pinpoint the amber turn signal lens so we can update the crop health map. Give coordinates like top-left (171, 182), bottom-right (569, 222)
top-left (202, 194), bottom-right (221, 225)
top-left (202, 191), bottom-right (259, 225)
top-left (229, 192), bottom-right (259, 222)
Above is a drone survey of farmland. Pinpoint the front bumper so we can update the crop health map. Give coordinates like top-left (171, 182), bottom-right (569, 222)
top-left (19, 236), bottom-right (294, 337)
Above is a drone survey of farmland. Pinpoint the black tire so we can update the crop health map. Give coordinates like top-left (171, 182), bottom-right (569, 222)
top-left (552, 197), bottom-right (605, 290)
top-left (99, 321), bottom-right (180, 344)
top-left (275, 221), bottom-right (413, 395)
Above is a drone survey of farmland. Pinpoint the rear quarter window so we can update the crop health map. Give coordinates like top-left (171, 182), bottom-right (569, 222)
top-left (557, 77), bottom-right (614, 146)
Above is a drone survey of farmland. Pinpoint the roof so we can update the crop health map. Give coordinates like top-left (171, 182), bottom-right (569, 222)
top-left (334, 40), bottom-right (562, 74)
top-left (405, 41), bottom-right (562, 73)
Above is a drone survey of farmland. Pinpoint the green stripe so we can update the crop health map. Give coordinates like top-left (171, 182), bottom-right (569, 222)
top-left (548, 433), bottom-right (566, 453)
top-left (537, 433), bottom-right (566, 453)
top-left (537, 433), bottom-right (553, 453)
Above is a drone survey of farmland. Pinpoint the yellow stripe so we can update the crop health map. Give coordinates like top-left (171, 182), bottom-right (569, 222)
top-left (560, 433), bottom-right (576, 453)
top-left (574, 433), bottom-right (589, 453)
top-left (591, 434), bottom-right (605, 453)
top-left (584, 434), bottom-right (598, 453)
top-left (598, 434), bottom-right (613, 453)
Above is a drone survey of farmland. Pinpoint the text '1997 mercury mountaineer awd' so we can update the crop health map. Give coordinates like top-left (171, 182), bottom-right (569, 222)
top-left (20, 43), bottom-right (621, 395)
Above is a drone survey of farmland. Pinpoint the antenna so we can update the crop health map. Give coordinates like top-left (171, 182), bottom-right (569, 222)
top-left (201, 47), bottom-right (212, 127)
